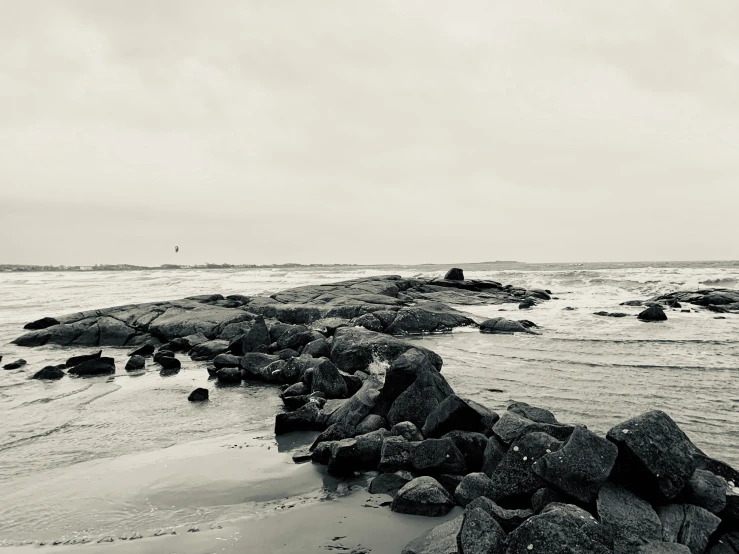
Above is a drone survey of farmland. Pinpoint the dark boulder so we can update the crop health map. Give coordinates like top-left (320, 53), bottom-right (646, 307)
top-left (422, 394), bottom-right (497, 438)
top-left (31, 365), bottom-right (66, 380)
top-left (65, 350), bottom-right (102, 368)
top-left (355, 414), bottom-right (387, 435)
top-left (369, 470), bottom-right (414, 498)
top-left (479, 318), bottom-right (531, 334)
top-left (707, 533), bottom-right (739, 554)
top-left (125, 355), bottom-right (146, 371)
top-left (378, 436), bottom-right (413, 473)
top-left (492, 411), bottom-right (574, 445)
top-left (532, 425), bottom-right (618, 503)
top-left (401, 514), bottom-right (463, 554)
top-left (23, 316), bottom-right (60, 330)
top-left (3, 359), bottom-right (27, 370)
top-left (457, 506), bottom-right (506, 554)
top-left (410, 438), bottom-right (467, 476)
top-left (519, 298), bottom-right (536, 310)
top-left (216, 367), bottom-right (242, 384)
top-left (686, 469), bottom-right (727, 514)
top-left (311, 421), bottom-right (356, 452)
top-left (507, 401), bottom-right (559, 424)
top-left (506, 503), bottom-right (612, 554)
top-left (597, 482), bottom-right (662, 554)
top-left (638, 543), bottom-right (692, 554)
top-left (639, 305), bottom-right (668, 321)
top-left (274, 401), bottom-right (324, 435)
top-left (213, 353), bottom-right (241, 368)
top-left (594, 311), bottom-right (631, 318)
top-left (188, 388), bottom-right (209, 402)
top-left (276, 325), bottom-right (315, 351)
top-left (157, 355), bottom-right (181, 371)
top-left (324, 378), bottom-right (381, 428)
top-left (531, 487), bottom-right (569, 514)
top-left (239, 353), bottom-right (278, 381)
top-left (443, 431), bottom-right (488, 473)
top-left (340, 371), bottom-right (363, 396)
top-left (241, 316), bottom-right (270, 353)
top-left (282, 382), bottom-right (309, 397)
top-left (482, 435), bottom-right (508, 477)
top-left (189, 340), bottom-right (229, 361)
top-left (153, 349), bottom-right (175, 364)
top-left (466, 496), bottom-right (533, 533)
top-left (352, 313), bottom-right (385, 332)
top-left (391, 421), bottom-right (424, 442)
top-left (67, 357), bottom-right (115, 376)
top-left (311, 359), bottom-right (349, 399)
top-left (391, 476), bottom-right (455, 517)
top-left (327, 429), bottom-right (389, 476)
top-left (444, 268), bottom-right (464, 281)
top-left (128, 343), bottom-right (155, 357)
top-left (607, 410), bottom-right (696, 500)
top-left (454, 472), bottom-right (497, 507)
top-left (302, 338), bottom-right (331, 358)
top-left (658, 503), bottom-right (721, 554)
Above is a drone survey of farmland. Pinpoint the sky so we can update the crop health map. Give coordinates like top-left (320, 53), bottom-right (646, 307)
top-left (1, 0), bottom-right (738, 266)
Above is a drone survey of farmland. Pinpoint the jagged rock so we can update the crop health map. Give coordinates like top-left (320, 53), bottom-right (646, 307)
top-left (188, 388), bottom-right (208, 401)
top-left (240, 353), bottom-right (278, 381)
top-left (157, 356), bottom-right (181, 371)
top-left (311, 422), bottom-right (356, 452)
top-left (213, 353), bottom-right (241, 369)
top-left (282, 392), bottom-right (326, 411)
top-left (506, 503), bottom-right (612, 554)
top-left (445, 268), bottom-right (464, 281)
top-left (340, 370), bottom-right (363, 396)
top-left (391, 421), bottom-right (424, 442)
top-left (443, 431), bottom-right (488, 473)
top-left (686, 469), bottom-right (727, 514)
top-left (241, 316), bottom-right (270, 353)
top-left (422, 395), bottom-right (497, 438)
top-left (67, 357), bottom-right (115, 376)
top-left (327, 429), bottom-right (388, 475)
top-left (128, 343), bottom-right (155, 357)
top-left (531, 487), bottom-right (568, 514)
top-left (639, 305), bottom-right (668, 321)
top-left (325, 377), bottom-right (381, 427)
top-left (3, 358), bottom-right (27, 370)
top-left (352, 313), bottom-right (384, 332)
top-left (24, 316), bottom-right (60, 330)
top-left (302, 338), bottom-right (330, 358)
top-left (492, 411), bottom-right (575, 445)
top-left (482, 436), bottom-right (508, 477)
top-left (607, 410), bottom-right (696, 500)
top-left (479, 318), bottom-right (531, 334)
top-left (401, 514), bottom-right (464, 554)
top-left (454, 472), bottom-right (497, 507)
top-left (597, 482), bottom-right (662, 554)
top-left (379, 436), bottom-right (413, 472)
top-left (707, 532), bottom-right (739, 554)
top-left (658, 504), bottom-right (721, 554)
top-left (410, 438), bottom-right (467, 475)
top-left (466, 496), bottom-right (533, 533)
top-left (369, 470), bottom-right (414, 498)
top-left (65, 350), bottom-right (102, 368)
top-left (125, 355), bottom-right (145, 371)
top-left (386, 366), bottom-right (454, 429)
top-left (488, 432), bottom-right (562, 505)
top-left (457, 506), bottom-right (506, 554)
top-left (532, 425), bottom-right (618, 503)
top-left (391, 476), bottom-right (455, 517)
top-left (189, 340), bottom-right (229, 361)
top-left (276, 325), bottom-right (315, 351)
top-left (274, 401), bottom-right (323, 435)
top-left (311, 359), bottom-right (349, 399)
top-left (355, 414), bottom-right (387, 435)
top-left (31, 365), bottom-right (66, 380)
top-left (507, 402), bottom-right (559, 424)
top-left (216, 367), bottom-right (241, 384)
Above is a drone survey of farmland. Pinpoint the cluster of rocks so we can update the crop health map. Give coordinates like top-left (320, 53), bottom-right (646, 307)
top-left (614, 289), bottom-right (739, 320)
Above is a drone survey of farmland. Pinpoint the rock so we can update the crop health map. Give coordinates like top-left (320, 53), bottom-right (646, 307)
top-left (488, 432), bottom-right (562, 505)
top-left (639, 543), bottom-right (692, 554)
top-left (444, 268), bottom-right (464, 281)
top-left (340, 370), bottom-right (364, 396)
top-left (128, 343), bottom-right (155, 357)
top-left (327, 429), bottom-right (389, 475)
top-left (391, 476), bottom-right (455, 517)
top-left (369, 470), bottom-right (414, 498)
top-left (607, 410), bottom-right (696, 500)
top-left (443, 431), bottom-right (488, 473)
top-left (216, 367), bottom-right (241, 384)
top-left (466, 496), bottom-right (533, 533)
top-left (153, 349), bottom-right (174, 364)
top-left (639, 305), bottom-right (668, 321)
top-left (274, 401), bottom-right (323, 435)
top-left (532, 425), bottom-right (618, 503)
top-left (621, 300), bottom-right (644, 306)
top-left (125, 355), bottom-right (146, 371)
top-left (325, 377), bottom-right (381, 427)
top-left (507, 502), bottom-right (612, 554)
top-left (24, 316), bottom-right (60, 330)
top-left (479, 318), bottom-right (531, 334)
top-left (658, 504), bottom-right (721, 554)
top-left (241, 316), bottom-right (270, 353)
top-left (457, 506), bottom-right (506, 554)
top-left (454, 472), bottom-right (497, 507)
top-left (401, 514), bottom-right (464, 554)
top-left (67, 357), bottom-right (116, 376)
top-left (213, 353), bottom-right (241, 369)
top-left (386, 362), bottom-right (454, 429)
top-left (157, 356), bottom-right (181, 371)
top-left (3, 359), bottom-right (27, 370)
top-left (282, 382), bottom-right (309, 397)
top-left (189, 340), bottom-right (229, 361)
top-left (311, 421), bottom-right (356, 452)
top-left (379, 436), bottom-right (414, 472)
top-left (291, 449), bottom-right (312, 464)
top-left (352, 313), bottom-right (385, 332)
top-left (302, 338), bottom-right (330, 358)
top-left (531, 487), bottom-right (568, 514)
top-left (311, 359), bottom-right (349, 399)
top-left (31, 365), bottom-right (66, 380)
top-left (686, 469), bottom-right (727, 514)
top-left (410, 438), bottom-right (467, 475)
top-left (282, 392), bottom-right (326, 411)
top-left (492, 411), bottom-right (574, 445)
top-left (594, 311), bottom-right (631, 318)
top-left (391, 421), bottom-right (424, 442)
top-left (240, 353), bottom-right (278, 381)
top-left (276, 325), bottom-right (315, 351)
top-left (482, 436), bottom-right (508, 477)
top-left (519, 298), bottom-right (536, 310)
top-left (707, 533), bottom-right (739, 554)
top-left (65, 350), bottom-right (102, 368)
top-left (597, 482), bottom-right (662, 554)
top-left (188, 388), bottom-right (209, 401)
top-left (355, 414), bottom-right (387, 435)
top-left (422, 395), bottom-right (497, 438)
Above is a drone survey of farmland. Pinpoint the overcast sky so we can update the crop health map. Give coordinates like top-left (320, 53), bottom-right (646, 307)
top-left (1, 1), bottom-right (738, 266)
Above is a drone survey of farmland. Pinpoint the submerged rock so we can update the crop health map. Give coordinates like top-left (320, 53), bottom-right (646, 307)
top-left (65, 350), bottom-right (102, 368)
top-left (31, 364), bottom-right (66, 380)
top-left (638, 305), bottom-right (668, 321)
top-left (3, 358), bottom-right (27, 370)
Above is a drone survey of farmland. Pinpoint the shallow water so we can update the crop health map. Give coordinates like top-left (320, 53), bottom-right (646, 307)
top-left (1, 262), bottom-right (738, 546)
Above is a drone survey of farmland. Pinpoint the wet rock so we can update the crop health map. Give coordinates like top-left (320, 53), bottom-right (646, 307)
top-left (479, 318), bottom-right (531, 334)
top-left (282, 382), bottom-right (309, 397)
top-left (240, 353), bottom-right (278, 381)
top-left (325, 377), bottom-right (380, 427)
top-left (597, 482), bottom-right (662, 554)
top-left (352, 313), bottom-right (385, 332)
top-left (444, 268), bottom-right (464, 281)
top-left (24, 316), bottom-right (60, 330)
top-left (532, 425), bottom-right (618, 503)
top-left (422, 394), bottom-right (497, 438)
top-left (639, 305), bottom-right (668, 321)
top-left (385, 363), bottom-right (454, 429)
top-left (3, 358), bottom-right (27, 370)
top-left (607, 410), bottom-right (696, 500)
top-left (658, 503), bottom-right (721, 554)
top-left (67, 357), bottom-right (115, 376)
top-left (153, 349), bottom-right (174, 363)
top-left (621, 300), bottom-right (644, 306)
top-left (128, 343), bottom-right (155, 357)
top-left (65, 350), bottom-right (102, 368)
top-left (188, 388), bottom-right (208, 401)
top-left (157, 356), bottom-right (181, 371)
top-left (594, 311), bottom-right (631, 318)
top-left (274, 401), bottom-right (323, 435)
top-left (457, 506), bottom-right (506, 554)
top-left (686, 469), bottom-right (727, 514)
top-left (410, 438), bottom-right (467, 475)
top-left (379, 436), bottom-right (413, 472)
top-left (391, 476), bottom-right (455, 517)
top-left (216, 367), bottom-right (241, 384)
top-left (391, 421), bottom-right (424, 442)
top-left (241, 316), bottom-right (270, 353)
top-left (482, 436), bottom-right (508, 477)
top-left (213, 353), bottom-right (241, 369)
top-left (488, 432), bottom-right (563, 505)
top-left (401, 514), bottom-right (463, 554)
top-left (518, 298), bottom-right (536, 310)
top-left (189, 340), bottom-right (229, 361)
top-left (311, 421), bottom-right (356, 452)
top-left (340, 370), bottom-right (363, 396)
top-left (302, 337), bottom-right (330, 358)
top-left (454, 472), bottom-right (497, 507)
top-left (466, 496), bottom-right (533, 533)
top-left (282, 392), bottom-right (326, 411)
top-left (355, 414), bottom-right (387, 435)
top-left (31, 365), bottom-right (66, 380)
top-left (327, 429), bottom-right (389, 475)
top-left (311, 359), bottom-right (349, 399)
top-left (507, 402), bottom-right (559, 424)
top-left (369, 470), bottom-right (414, 498)
top-left (276, 325), bottom-right (315, 351)
top-left (125, 355), bottom-right (145, 371)
top-left (506, 502), bottom-right (612, 554)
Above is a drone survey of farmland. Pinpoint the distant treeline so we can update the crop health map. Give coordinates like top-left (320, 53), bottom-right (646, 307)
top-left (0, 263), bottom-right (360, 272)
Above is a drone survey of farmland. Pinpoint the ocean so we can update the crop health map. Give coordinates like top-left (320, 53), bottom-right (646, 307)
top-left (1, 261), bottom-right (738, 547)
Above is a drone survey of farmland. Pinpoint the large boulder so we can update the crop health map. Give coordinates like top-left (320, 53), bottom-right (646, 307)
top-left (311, 359), bottom-right (349, 399)
top-left (391, 476), bottom-right (455, 517)
top-left (189, 340), bottom-right (229, 361)
top-left (443, 431), bottom-right (488, 473)
top-left (31, 365), bottom-right (66, 380)
top-left (213, 353), bottom-right (241, 369)
top-left (157, 356), bottom-right (181, 372)
top-left (479, 318), bottom-right (531, 334)
top-left (444, 268), bottom-right (464, 281)
top-left (327, 429), bottom-right (388, 475)
top-left (325, 377), bottom-right (381, 427)
top-left (686, 469), bottom-right (727, 514)
top-left (532, 426), bottom-right (618, 503)
top-left (368, 470), bottom-right (414, 498)
top-left (492, 411), bottom-right (575, 445)
top-left (658, 503), bottom-right (721, 554)
top-left (302, 337), bottom-right (331, 358)
top-left (274, 401), bottom-right (324, 435)
top-left (482, 436), bottom-right (508, 477)
top-left (639, 305), bottom-right (668, 321)
top-left (391, 421), bottom-right (424, 442)
top-left (607, 411), bottom-right (697, 500)
top-left (65, 350), bottom-right (102, 368)
top-left (216, 367), bottom-right (242, 384)
top-left (410, 438), bottom-right (467, 476)
top-left (378, 436), bottom-right (414, 473)
top-left (401, 514), bottom-right (464, 554)
top-left (457, 506), bottom-right (506, 554)
top-left (597, 482), bottom-right (662, 554)
top-left (125, 355), bottom-right (146, 371)
top-left (67, 357), bottom-right (115, 376)
top-left (506, 503), bottom-right (612, 554)
top-left (454, 472), bottom-right (497, 507)
top-left (240, 353), bottom-right (279, 381)
top-left (276, 325), bottom-right (315, 351)
top-left (422, 395), bottom-right (498, 438)
top-left (241, 316), bottom-right (270, 353)
top-left (188, 388), bottom-right (209, 401)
